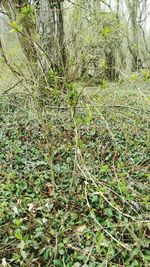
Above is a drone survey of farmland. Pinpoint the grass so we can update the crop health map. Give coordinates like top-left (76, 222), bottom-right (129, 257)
top-left (0, 74), bottom-right (149, 267)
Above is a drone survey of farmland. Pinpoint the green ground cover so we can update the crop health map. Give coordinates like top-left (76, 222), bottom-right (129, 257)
top-left (0, 80), bottom-right (149, 266)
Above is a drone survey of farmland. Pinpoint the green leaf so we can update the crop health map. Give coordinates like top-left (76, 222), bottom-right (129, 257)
top-left (101, 26), bottom-right (112, 36)
top-left (100, 164), bottom-right (109, 173)
top-left (53, 259), bottom-right (63, 266)
top-left (9, 21), bottom-right (22, 33)
top-left (44, 249), bottom-right (50, 260)
top-left (15, 229), bottom-right (22, 240)
top-left (20, 250), bottom-right (27, 259)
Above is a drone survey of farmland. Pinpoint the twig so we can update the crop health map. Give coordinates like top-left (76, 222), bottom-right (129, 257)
top-left (84, 181), bottom-right (131, 251)
top-left (83, 243), bottom-right (94, 267)
top-left (66, 243), bottom-right (81, 252)
top-left (45, 105), bottom-right (150, 114)
top-left (2, 80), bottom-right (22, 95)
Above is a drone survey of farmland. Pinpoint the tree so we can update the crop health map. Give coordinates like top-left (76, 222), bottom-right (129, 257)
top-left (1, 0), bottom-right (37, 66)
top-left (126, 0), bottom-right (142, 71)
top-left (1, 0), bottom-right (66, 77)
top-left (34, 0), bottom-right (66, 75)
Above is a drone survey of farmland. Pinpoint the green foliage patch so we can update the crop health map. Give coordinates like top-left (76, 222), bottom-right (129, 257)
top-left (0, 84), bottom-right (149, 266)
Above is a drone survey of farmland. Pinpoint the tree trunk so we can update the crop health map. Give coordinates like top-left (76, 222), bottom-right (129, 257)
top-left (126, 0), bottom-right (142, 71)
top-left (105, 50), bottom-right (116, 81)
top-left (34, 0), bottom-right (66, 75)
top-left (1, 0), bottom-right (37, 66)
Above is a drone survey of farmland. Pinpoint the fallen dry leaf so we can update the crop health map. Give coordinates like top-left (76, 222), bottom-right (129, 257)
top-left (2, 258), bottom-right (10, 267)
top-left (47, 184), bottom-right (54, 196)
top-left (28, 203), bottom-right (38, 214)
top-left (75, 224), bottom-right (87, 233)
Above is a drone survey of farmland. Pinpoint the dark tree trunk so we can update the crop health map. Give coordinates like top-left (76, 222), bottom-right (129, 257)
top-left (105, 50), bottom-right (117, 81)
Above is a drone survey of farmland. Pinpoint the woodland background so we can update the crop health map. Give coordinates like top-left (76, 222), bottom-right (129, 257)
top-left (0, 1), bottom-right (150, 266)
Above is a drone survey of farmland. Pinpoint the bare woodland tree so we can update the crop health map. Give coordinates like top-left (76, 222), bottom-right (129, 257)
top-left (126, 0), bottom-right (142, 71)
top-left (1, 0), bottom-right (37, 66)
top-left (33, 0), bottom-right (66, 74)
top-left (1, 0), bottom-right (150, 80)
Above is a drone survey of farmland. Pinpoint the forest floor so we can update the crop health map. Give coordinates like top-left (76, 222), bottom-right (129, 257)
top-left (0, 72), bottom-right (150, 266)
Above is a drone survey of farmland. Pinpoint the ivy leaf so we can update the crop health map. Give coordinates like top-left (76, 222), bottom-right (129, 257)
top-left (20, 250), bottom-right (27, 259)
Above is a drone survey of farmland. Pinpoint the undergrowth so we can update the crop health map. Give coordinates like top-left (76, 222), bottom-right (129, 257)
top-left (0, 82), bottom-right (150, 267)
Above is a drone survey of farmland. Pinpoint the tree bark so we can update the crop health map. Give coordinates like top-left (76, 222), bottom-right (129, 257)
top-left (34, 0), bottom-right (66, 75)
top-left (1, 0), bottom-right (37, 66)
top-left (126, 0), bottom-right (142, 71)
